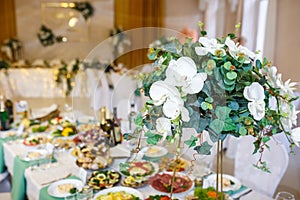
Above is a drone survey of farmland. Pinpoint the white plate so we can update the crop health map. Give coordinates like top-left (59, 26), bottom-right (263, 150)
top-left (47, 179), bottom-right (84, 198)
top-left (142, 146), bottom-right (168, 158)
top-left (119, 161), bottom-right (159, 178)
top-left (204, 174), bottom-right (242, 192)
top-left (93, 186), bottom-right (144, 200)
top-left (148, 172), bottom-right (194, 194)
top-left (21, 149), bottom-right (49, 161)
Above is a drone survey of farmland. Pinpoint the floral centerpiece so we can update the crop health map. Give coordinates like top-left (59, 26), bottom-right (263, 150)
top-left (134, 23), bottom-right (299, 172)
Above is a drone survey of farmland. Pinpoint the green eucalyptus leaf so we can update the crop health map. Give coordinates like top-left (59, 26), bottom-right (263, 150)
top-left (205, 97), bottom-right (213, 103)
top-left (201, 102), bottom-right (208, 110)
top-left (224, 83), bottom-right (235, 91)
top-left (194, 141), bottom-right (212, 155)
top-left (224, 76), bottom-right (236, 85)
top-left (228, 101), bottom-right (239, 111)
top-left (239, 126), bottom-right (247, 136)
top-left (256, 60), bottom-right (262, 69)
top-left (223, 61), bottom-right (232, 70)
top-left (226, 71), bottom-right (237, 80)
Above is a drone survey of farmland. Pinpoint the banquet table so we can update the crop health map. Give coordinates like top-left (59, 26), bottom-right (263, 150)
top-left (1, 137), bottom-right (275, 200)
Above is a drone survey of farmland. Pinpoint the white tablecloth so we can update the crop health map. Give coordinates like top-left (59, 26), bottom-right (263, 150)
top-left (2, 139), bottom-right (274, 200)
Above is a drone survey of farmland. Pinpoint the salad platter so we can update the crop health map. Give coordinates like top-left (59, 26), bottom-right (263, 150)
top-left (93, 186), bottom-right (143, 200)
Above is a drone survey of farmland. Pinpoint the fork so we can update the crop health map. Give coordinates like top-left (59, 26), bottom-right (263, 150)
top-left (232, 189), bottom-right (253, 200)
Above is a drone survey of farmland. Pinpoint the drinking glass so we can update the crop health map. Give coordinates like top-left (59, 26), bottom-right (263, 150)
top-left (77, 186), bottom-right (93, 200)
top-left (275, 191), bottom-right (295, 200)
top-left (64, 193), bottom-right (77, 200)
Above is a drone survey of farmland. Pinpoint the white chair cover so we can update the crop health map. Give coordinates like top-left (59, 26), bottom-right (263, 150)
top-left (234, 135), bottom-right (289, 197)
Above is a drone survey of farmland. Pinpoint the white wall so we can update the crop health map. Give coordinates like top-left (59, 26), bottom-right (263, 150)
top-left (273, 0), bottom-right (300, 84)
top-left (15, 0), bottom-right (114, 62)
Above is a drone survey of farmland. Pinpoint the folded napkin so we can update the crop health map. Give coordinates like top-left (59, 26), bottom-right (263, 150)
top-left (110, 144), bottom-right (131, 158)
top-left (226, 185), bottom-right (251, 198)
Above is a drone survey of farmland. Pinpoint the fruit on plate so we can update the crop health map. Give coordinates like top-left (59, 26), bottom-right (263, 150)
top-left (87, 170), bottom-right (120, 190)
top-left (119, 161), bottom-right (155, 177)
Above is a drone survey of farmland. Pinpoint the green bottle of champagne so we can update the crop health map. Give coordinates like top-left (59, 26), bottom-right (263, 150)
top-left (0, 95), bottom-right (10, 130)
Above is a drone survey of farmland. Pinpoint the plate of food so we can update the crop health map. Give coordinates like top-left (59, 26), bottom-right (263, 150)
top-left (93, 186), bottom-right (144, 200)
top-left (23, 134), bottom-right (49, 146)
top-left (119, 161), bottom-right (158, 177)
top-left (185, 187), bottom-right (232, 200)
top-left (72, 144), bottom-right (112, 170)
top-left (87, 170), bottom-right (121, 190)
top-left (121, 175), bottom-right (147, 188)
top-left (142, 146), bottom-right (168, 158)
top-left (145, 195), bottom-right (172, 200)
top-left (21, 149), bottom-right (49, 161)
top-left (47, 179), bottom-right (84, 198)
top-left (148, 172), bottom-right (193, 194)
top-left (166, 158), bottom-right (189, 172)
top-left (203, 174), bottom-right (242, 192)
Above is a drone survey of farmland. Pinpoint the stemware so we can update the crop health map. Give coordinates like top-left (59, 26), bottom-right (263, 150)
top-left (275, 191), bottom-right (295, 200)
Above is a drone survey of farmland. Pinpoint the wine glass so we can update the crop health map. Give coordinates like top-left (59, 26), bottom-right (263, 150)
top-left (275, 191), bottom-right (295, 200)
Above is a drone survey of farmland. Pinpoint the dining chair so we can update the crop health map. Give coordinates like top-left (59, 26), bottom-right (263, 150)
top-left (234, 135), bottom-right (289, 197)
top-left (0, 170), bottom-right (11, 192)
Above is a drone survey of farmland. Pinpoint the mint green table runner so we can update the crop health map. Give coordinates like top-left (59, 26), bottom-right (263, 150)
top-left (11, 156), bottom-right (56, 200)
top-left (39, 176), bottom-right (80, 200)
top-left (0, 136), bottom-right (20, 173)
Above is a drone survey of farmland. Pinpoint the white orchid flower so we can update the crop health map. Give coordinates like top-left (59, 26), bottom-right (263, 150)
top-left (268, 66), bottom-right (283, 89)
top-left (291, 127), bottom-right (300, 147)
top-left (155, 117), bottom-right (172, 142)
top-left (149, 80), bottom-right (190, 121)
top-left (165, 57), bottom-right (207, 95)
top-left (225, 37), bottom-right (255, 63)
top-left (243, 82), bottom-right (266, 120)
top-left (267, 66), bottom-right (297, 98)
top-left (280, 100), bottom-right (298, 131)
top-left (195, 37), bottom-right (225, 56)
top-left (149, 81), bottom-right (181, 106)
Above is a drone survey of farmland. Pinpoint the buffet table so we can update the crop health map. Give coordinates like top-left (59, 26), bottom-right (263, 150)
top-left (1, 135), bottom-right (274, 200)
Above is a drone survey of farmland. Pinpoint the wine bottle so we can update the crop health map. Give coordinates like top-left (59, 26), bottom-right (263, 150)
top-left (5, 97), bottom-right (14, 124)
top-left (99, 106), bottom-right (115, 146)
top-left (106, 110), bottom-right (116, 146)
top-left (113, 107), bottom-right (122, 144)
top-left (0, 95), bottom-right (10, 130)
top-left (128, 100), bottom-right (137, 133)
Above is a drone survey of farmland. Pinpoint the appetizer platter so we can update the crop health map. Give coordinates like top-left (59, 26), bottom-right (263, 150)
top-left (23, 134), bottom-right (49, 146)
top-left (72, 144), bottom-right (112, 170)
top-left (166, 158), bottom-right (189, 172)
top-left (119, 161), bottom-right (158, 177)
top-left (203, 174), bottom-right (242, 192)
top-left (93, 186), bottom-right (143, 200)
top-left (148, 172), bottom-right (193, 194)
top-left (121, 175), bottom-right (147, 188)
top-left (47, 179), bottom-right (84, 198)
top-left (87, 170), bottom-right (121, 190)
